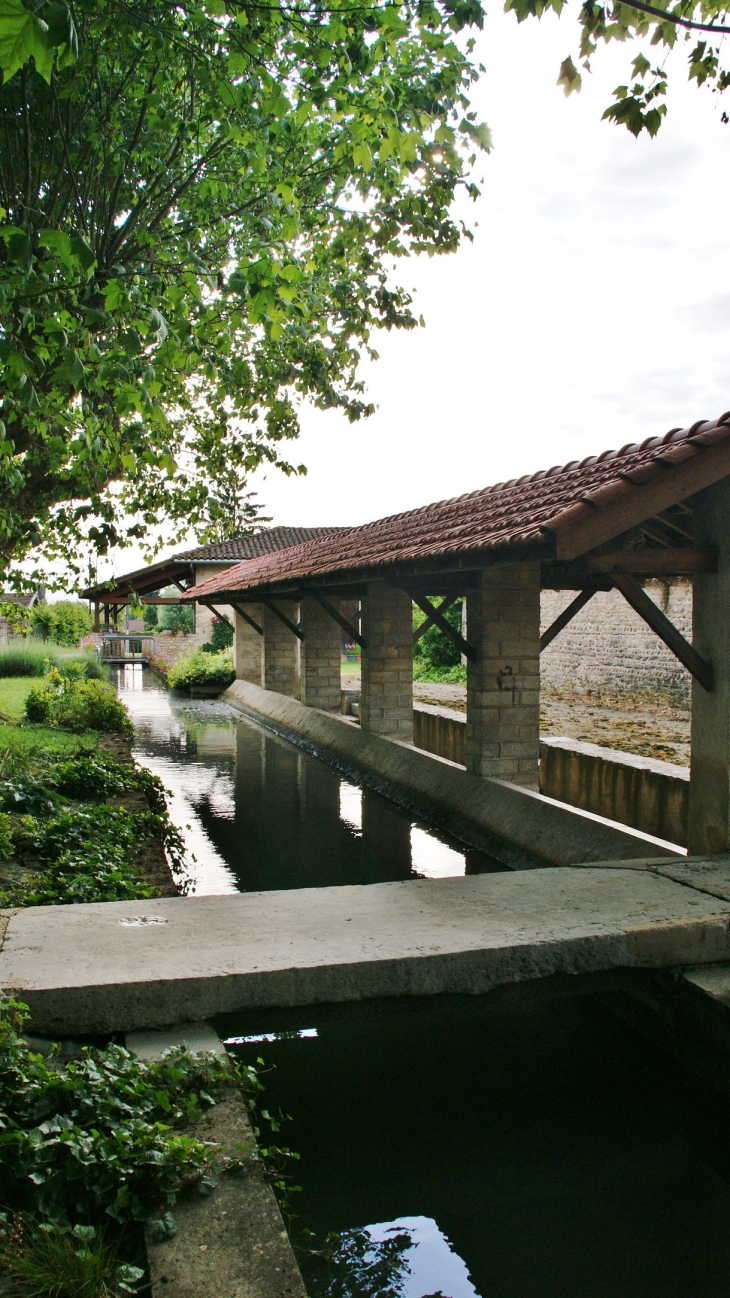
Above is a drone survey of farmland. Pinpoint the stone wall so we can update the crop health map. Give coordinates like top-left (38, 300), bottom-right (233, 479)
top-left (540, 578), bottom-right (692, 705)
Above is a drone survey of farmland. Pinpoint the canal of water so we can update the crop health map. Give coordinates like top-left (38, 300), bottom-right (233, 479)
top-left (117, 666), bottom-right (730, 1298)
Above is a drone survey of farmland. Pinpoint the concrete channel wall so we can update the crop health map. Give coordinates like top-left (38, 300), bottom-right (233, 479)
top-left (405, 701), bottom-right (688, 849)
top-left (224, 680), bottom-right (681, 866)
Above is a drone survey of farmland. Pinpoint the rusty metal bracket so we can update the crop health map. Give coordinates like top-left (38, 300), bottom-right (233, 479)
top-left (612, 572), bottom-right (714, 692)
top-left (409, 592), bottom-right (476, 663)
top-left (540, 588), bottom-right (597, 652)
top-left (310, 591), bottom-right (366, 648)
top-left (260, 597), bottom-right (304, 641)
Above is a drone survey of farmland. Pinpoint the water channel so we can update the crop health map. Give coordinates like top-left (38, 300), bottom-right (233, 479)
top-left (117, 666), bottom-right (730, 1298)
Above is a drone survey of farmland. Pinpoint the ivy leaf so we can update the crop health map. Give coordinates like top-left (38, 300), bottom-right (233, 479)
top-left (0, 0), bottom-right (53, 83)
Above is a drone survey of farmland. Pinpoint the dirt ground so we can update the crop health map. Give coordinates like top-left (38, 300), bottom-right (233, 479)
top-left (411, 681), bottom-right (690, 767)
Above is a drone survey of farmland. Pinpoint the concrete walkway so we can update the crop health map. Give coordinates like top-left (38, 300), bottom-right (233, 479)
top-left (3, 861), bottom-right (730, 1035)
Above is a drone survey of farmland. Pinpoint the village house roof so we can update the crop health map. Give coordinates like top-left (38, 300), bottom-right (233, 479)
top-left (82, 527), bottom-right (345, 602)
top-left (183, 413), bottom-right (730, 602)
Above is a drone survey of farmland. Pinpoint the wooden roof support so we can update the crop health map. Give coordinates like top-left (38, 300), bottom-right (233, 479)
top-left (200, 602), bottom-right (234, 632)
top-left (260, 597), bottom-right (304, 641)
top-left (413, 594), bottom-right (459, 646)
top-left (540, 588), bottom-right (597, 653)
top-left (612, 572), bottom-right (714, 692)
top-left (409, 592), bottom-right (476, 663)
top-left (310, 591), bottom-right (366, 649)
top-left (231, 602), bottom-right (263, 636)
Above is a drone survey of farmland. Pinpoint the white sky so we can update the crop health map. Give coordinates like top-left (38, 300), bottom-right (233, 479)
top-left (95, 6), bottom-right (730, 583)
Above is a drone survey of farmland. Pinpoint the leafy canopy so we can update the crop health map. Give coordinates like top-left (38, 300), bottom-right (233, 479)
top-left (0, 0), bottom-right (488, 586)
top-left (509, 0), bottom-right (730, 137)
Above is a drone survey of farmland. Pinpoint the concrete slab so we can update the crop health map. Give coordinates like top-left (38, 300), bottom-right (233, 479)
top-left (3, 866), bottom-right (730, 1035)
top-left (223, 680), bottom-right (683, 867)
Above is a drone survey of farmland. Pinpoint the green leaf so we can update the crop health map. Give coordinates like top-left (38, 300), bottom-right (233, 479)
top-left (0, 0), bottom-right (53, 83)
top-left (557, 55), bottom-right (582, 96)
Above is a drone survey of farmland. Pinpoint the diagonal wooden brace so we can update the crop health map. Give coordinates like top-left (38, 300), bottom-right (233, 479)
top-left (410, 592), bottom-right (476, 663)
top-left (540, 588), bottom-right (597, 652)
top-left (261, 597), bottom-right (304, 641)
top-left (413, 594), bottom-right (459, 645)
top-left (231, 602), bottom-right (263, 636)
top-left (201, 603), bottom-right (234, 632)
top-left (310, 591), bottom-right (366, 649)
top-left (612, 572), bottom-right (714, 692)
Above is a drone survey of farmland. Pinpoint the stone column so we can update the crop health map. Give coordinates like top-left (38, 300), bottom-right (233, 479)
top-left (688, 478), bottom-right (730, 854)
top-left (233, 605), bottom-right (264, 685)
top-left (360, 582), bottom-right (413, 741)
top-left (262, 601), bottom-right (300, 698)
top-left (465, 563), bottom-right (541, 788)
top-left (299, 598), bottom-right (342, 712)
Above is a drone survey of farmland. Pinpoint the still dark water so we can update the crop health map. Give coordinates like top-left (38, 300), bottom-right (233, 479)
top-left (220, 994), bottom-right (730, 1298)
top-left (114, 664), bottom-right (501, 893)
top-left (117, 667), bottom-right (730, 1297)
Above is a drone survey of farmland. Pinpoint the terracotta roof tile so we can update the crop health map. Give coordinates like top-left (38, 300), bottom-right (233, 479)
top-left (185, 414), bottom-right (730, 601)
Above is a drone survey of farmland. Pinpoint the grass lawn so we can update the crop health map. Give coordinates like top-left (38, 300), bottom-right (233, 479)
top-left (0, 717), bottom-right (94, 755)
top-left (0, 678), bottom-right (35, 720)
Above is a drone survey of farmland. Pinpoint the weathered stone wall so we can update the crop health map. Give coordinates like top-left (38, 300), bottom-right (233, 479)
top-left (192, 564), bottom-right (235, 642)
top-left (540, 578), bottom-right (692, 704)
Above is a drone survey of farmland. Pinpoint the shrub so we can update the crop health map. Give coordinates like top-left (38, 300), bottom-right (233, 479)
top-left (0, 648), bottom-right (102, 680)
top-left (210, 617), bottom-right (233, 651)
top-left (413, 598), bottom-right (464, 675)
top-left (25, 670), bottom-right (133, 735)
top-left (167, 650), bottom-right (234, 690)
top-left (142, 603), bottom-right (158, 628)
top-left (31, 602), bottom-right (93, 647)
top-left (158, 604), bottom-right (193, 635)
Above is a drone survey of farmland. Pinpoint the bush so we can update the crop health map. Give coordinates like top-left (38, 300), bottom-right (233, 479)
top-left (31, 602), bottom-right (92, 647)
top-left (0, 647), bottom-right (102, 680)
top-left (142, 603), bottom-right (158, 628)
top-left (167, 650), bottom-right (234, 690)
top-left (413, 598), bottom-right (464, 675)
top-left (25, 669), bottom-right (133, 735)
top-left (210, 617), bottom-right (233, 650)
top-left (158, 605), bottom-right (193, 635)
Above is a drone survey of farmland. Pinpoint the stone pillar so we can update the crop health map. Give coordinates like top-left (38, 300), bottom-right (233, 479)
top-left (360, 582), bottom-right (413, 741)
top-left (233, 605), bottom-right (264, 685)
top-left (688, 478), bottom-right (730, 854)
top-left (299, 598), bottom-right (342, 712)
top-left (465, 563), bottom-right (541, 788)
top-left (262, 601), bottom-right (300, 698)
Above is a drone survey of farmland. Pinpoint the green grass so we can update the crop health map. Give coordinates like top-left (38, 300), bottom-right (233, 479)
top-left (0, 646), bottom-right (103, 679)
top-left (0, 721), bottom-right (92, 756)
top-left (0, 678), bottom-right (35, 719)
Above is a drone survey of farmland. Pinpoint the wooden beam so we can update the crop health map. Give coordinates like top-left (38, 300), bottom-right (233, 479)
top-left (543, 547), bottom-right (718, 589)
top-left (546, 434), bottom-right (730, 561)
top-left (409, 592), bottom-right (476, 663)
top-left (230, 602), bottom-right (263, 636)
top-left (540, 588), bottom-right (597, 652)
top-left (260, 597), bottom-right (304, 641)
top-left (200, 602), bottom-right (234, 632)
top-left (310, 591), bottom-right (366, 648)
top-left (612, 572), bottom-right (714, 692)
top-left (413, 595), bottom-right (459, 645)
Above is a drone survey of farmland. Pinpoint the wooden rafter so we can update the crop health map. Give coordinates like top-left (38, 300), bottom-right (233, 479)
top-left (413, 594), bottom-right (459, 645)
top-left (260, 597), bottom-right (304, 641)
top-left (310, 591), bottom-right (366, 648)
top-left (540, 588), bottom-right (597, 652)
top-left (409, 592), bottom-right (476, 662)
top-left (612, 573), bottom-right (713, 692)
top-left (231, 602), bottom-right (263, 636)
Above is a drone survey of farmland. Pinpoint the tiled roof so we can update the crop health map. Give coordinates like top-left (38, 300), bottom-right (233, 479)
top-left (175, 526), bottom-right (345, 562)
top-left (185, 414), bottom-right (730, 600)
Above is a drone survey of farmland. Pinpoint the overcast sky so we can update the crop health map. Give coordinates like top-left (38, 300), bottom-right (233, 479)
top-left (96, 6), bottom-right (730, 581)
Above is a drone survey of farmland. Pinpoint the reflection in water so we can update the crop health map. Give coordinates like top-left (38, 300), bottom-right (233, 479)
top-left (114, 666), bottom-right (501, 894)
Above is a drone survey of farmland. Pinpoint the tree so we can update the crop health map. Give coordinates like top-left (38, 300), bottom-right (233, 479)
top-left (510, 0), bottom-right (730, 136)
top-left (0, 0), bottom-right (489, 586)
top-left (196, 471), bottom-right (271, 545)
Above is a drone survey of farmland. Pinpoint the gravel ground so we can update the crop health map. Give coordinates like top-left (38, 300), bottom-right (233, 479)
top-left (410, 680), bottom-right (690, 767)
